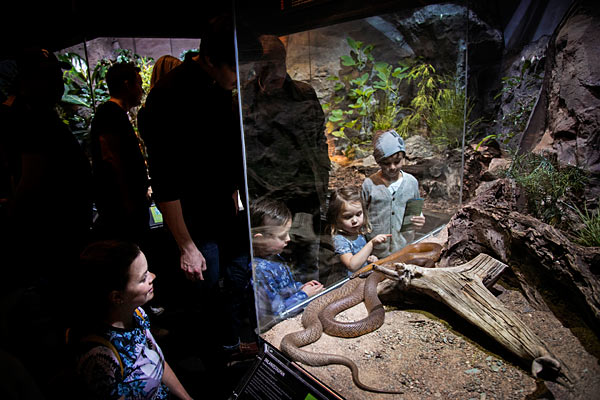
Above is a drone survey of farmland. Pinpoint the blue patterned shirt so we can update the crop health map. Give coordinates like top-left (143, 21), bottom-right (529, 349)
top-left (253, 255), bottom-right (308, 323)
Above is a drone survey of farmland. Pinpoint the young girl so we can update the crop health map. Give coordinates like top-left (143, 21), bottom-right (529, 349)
top-left (362, 129), bottom-right (426, 258)
top-left (327, 187), bottom-right (391, 275)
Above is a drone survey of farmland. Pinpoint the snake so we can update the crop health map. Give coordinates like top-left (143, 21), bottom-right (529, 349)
top-left (280, 242), bottom-right (443, 394)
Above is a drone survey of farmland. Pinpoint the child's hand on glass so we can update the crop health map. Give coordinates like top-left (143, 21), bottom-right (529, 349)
top-left (301, 280), bottom-right (324, 297)
top-left (370, 234), bottom-right (392, 245)
top-left (410, 215), bottom-right (426, 228)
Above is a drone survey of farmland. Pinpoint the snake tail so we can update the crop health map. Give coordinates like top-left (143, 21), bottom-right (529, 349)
top-left (281, 335), bottom-right (404, 394)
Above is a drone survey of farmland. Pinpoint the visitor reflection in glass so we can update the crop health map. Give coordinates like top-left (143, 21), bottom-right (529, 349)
top-left (242, 35), bottom-right (330, 283)
top-left (251, 198), bottom-right (324, 326)
top-left (362, 130), bottom-right (426, 258)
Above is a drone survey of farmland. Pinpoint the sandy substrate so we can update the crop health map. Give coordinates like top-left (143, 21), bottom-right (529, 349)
top-left (261, 282), bottom-right (600, 400)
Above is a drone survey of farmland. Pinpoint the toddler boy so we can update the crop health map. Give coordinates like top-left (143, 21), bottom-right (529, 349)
top-left (250, 198), bottom-right (323, 327)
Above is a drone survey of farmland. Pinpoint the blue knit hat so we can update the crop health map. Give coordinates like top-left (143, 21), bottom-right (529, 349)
top-left (373, 129), bottom-right (405, 162)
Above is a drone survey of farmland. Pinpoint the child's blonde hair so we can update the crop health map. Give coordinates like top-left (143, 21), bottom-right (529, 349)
top-left (326, 187), bottom-right (371, 236)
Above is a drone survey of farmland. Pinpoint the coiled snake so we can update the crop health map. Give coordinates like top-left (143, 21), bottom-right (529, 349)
top-left (280, 242), bottom-right (442, 394)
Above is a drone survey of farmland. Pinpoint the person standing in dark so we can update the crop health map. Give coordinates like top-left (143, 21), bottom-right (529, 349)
top-left (90, 62), bottom-right (150, 246)
top-left (4, 47), bottom-right (93, 288)
top-left (0, 47), bottom-right (93, 396)
top-left (140, 14), bottom-right (253, 361)
top-left (242, 35), bottom-right (330, 282)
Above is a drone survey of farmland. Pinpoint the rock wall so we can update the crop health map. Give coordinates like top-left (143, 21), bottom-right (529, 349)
top-left (386, 5), bottom-right (504, 126)
top-left (442, 178), bottom-right (600, 332)
top-left (520, 0), bottom-right (600, 199)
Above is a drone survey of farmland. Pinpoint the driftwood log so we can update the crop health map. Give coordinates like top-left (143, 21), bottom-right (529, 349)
top-left (374, 253), bottom-right (571, 383)
top-left (441, 178), bottom-right (600, 334)
top-left (285, 245), bottom-right (570, 391)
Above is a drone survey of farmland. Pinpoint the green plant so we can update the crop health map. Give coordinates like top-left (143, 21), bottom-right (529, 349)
top-left (59, 52), bottom-right (109, 110)
top-left (495, 94), bottom-right (536, 145)
top-left (324, 37), bottom-right (477, 156)
top-left (58, 52), bottom-right (110, 139)
top-left (325, 38), bottom-right (407, 151)
top-left (573, 203), bottom-right (600, 247)
top-left (475, 134), bottom-right (497, 151)
top-left (395, 63), bottom-right (438, 137)
top-left (427, 78), bottom-right (482, 149)
top-left (505, 152), bottom-right (587, 225)
top-left (137, 56), bottom-right (153, 97)
top-left (179, 49), bottom-right (197, 61)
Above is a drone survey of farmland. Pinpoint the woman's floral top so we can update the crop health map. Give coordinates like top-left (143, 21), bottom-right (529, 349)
top-left (75, 307), bottom-right (169, 399)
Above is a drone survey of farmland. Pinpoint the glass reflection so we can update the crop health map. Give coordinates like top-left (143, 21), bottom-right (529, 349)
top-left (237, 4), bottom-right (467, 333)
top-left (242, 35), bottom-right (330, 285)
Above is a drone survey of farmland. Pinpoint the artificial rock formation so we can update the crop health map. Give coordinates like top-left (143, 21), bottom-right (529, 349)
top-left (441, 178), bottom-right (600, 333)
top-left (520, 0), bottom-right (600, 199)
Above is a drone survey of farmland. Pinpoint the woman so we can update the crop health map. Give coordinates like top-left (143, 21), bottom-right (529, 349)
top-left (72, 240), bottom-right (192, 399)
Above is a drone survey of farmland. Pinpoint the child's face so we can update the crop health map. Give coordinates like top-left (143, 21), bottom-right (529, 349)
top-left (338, 201), bottom-right (364, 235)
top-left (378, 152), bottom-right (405, 182)
top-left (253, 219), bottom-right (292, 257)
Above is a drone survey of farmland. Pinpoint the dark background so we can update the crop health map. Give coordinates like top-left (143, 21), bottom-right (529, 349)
top-left (2, 0), bottom-right (520, 57)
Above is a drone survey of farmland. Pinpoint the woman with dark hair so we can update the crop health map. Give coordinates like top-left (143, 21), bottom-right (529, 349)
top-left (72, 240), bottom-right (192, 400)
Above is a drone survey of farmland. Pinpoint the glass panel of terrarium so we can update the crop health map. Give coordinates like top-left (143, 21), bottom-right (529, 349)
top-left (235, 2), bottom-right (468, 335)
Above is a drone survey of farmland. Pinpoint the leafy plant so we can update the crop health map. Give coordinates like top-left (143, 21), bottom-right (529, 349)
top-left (59, 52), bottom-right (109, 111)
top-left (573, 203), bottom-right (600, 247)
top-left (505, 152), bottom-right (587, 225)
top-left (427, 77), bottom-right (482, 150)
top-left (138, 57), bottom-right (153, 97)
top-left (395, 63), bottom-right (438, 137)
top-left (475, 134), bottom-right (498, 151)
top-left (495, 93), bottom-right (536, 145)
top-left (340, 37), bottom-right (374, 72)
top-left (58, 52), bottom-right (110, 141)
top-left (324, 38), bottom-right (399, 150)
top-left (179, 49), bottom-right (197, 61)
top-left (324, 37), bottom-right (477, 157)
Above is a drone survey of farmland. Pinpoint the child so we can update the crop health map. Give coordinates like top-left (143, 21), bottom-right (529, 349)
top-left (362, 129), bottom-right (426, 258)
top-left (327, 187), bottom-right (391, 275)
top-left (250, 198), bottom-right (324, 325)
